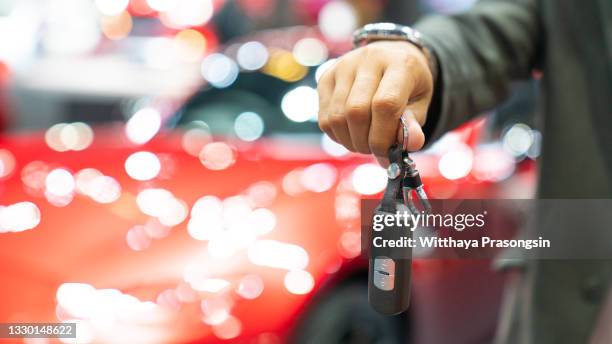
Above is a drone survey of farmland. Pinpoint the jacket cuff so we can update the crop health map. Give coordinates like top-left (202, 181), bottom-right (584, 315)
top-left (416, 16), bottom-right (465, 147)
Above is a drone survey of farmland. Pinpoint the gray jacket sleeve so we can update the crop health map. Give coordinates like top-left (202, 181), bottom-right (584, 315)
top-left (414, 0), bottom-right (543, 143)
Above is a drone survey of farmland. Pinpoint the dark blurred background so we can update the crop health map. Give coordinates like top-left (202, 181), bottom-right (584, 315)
top-left (0, 0), bottom-right (489, 130)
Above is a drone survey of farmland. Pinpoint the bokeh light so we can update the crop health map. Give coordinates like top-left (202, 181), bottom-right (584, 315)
top-left (125, 108), bottom-right (162, 145)
top-left (43, 0), bottom-right (101, 55)
top-left (351, 164), bottom-right (387, 195)
top-left (45, 123), bottom-right (94, 152)
top-left (124, 151), bottom-right (161, 181)
top-left (472, 143), bottom-right (515, 182)
top-left (126, 225), bottom-right (152, 251)
top-left (55, 282), bottom-right (164, 338)
top-left (75, 168), bottom-right (103, 195)
top-left (100, 11), bottom-right (133, 41)
top-left (262, 49), bottom-right (307, 82)
top-left (282, 169), bottom-right (306, 196)
top-left (191, 278), bottom-right (230, 293)
top-left (237, 41), bottom-right (269, 70)
top-left (234, 111), bottom-right (264, 141)
top-left (88, 175), bottom-right (122, 204)
top-left (335, 193), bottom-right (360, 222)
top-left (223, 196), bottom-right (252, 226)
top-left (74, 168), bottom-right (121, 204)
top-left (248, 208), bottom-right (277, 235)
top-left (164, 0), bottom-right (213, 28)
top-left (292, 38), bottom-right (328, 66)
top-left (339, 231), bottom-right (361, 258)
top-left (300, 163), bottom-right (337, 192)
top-left (191, 195), bottom-right (223, 217)
top-left (318, 1), bottom-right (357, 41)
top-left (320, 134), bottom-right (349, 157)
top-left (21, 161), bottom-right (50, 194)
top-left (281, 86), bottom-right (318, 122)
top-left (182, 123), bottom-right (212, 156)
top-left (142, 37), bottom-right (178, 69)
top-left (199, 142), bottom-right (236, 170)
top-left (95, 0), bottom-right (129, 16)
top-left (208, 230), bottom-right (239, 259)
top-left (237, 274), bottom-right (264, 299)
top-left (438, 142), bottom-right (474, 180)
top-left (201, 295), bottom-right (233, 325)
top-left (46, 168), bottom-right (75, 198)
top-left (136, 188), bottom-right (187, 226)
top-left (0, 149), bottom-right (16, 179)
top-left (188, 196), bottom-right (224, 240)
top-left (59, 320), bottom-right (95, 344)
top-left (175, 282), bottom-right (198, 303)
top-left (201, 53), bottom-right (239, 88)
top-left (284, 269), bottom-right (314, 295)
top-left (0, 202), bottom-right (41, 233)
top-left (143, 218), bottom-right (172, 239)
top-left (156, 289), bottom-right (181, 312)
top-left (245, 181), bottom-right (277, 207)
top-left (503, 123), bottom-right (534, 157)
top-left (248, 240), bottom-right (309, 270)
top-left (146, 0), bottom-right (179, 12)
top-left (212, 315), bottom-right (242, 340)
top-left (527, 129), bottom-right (542, 159)
top-left (174, 29), bottom-right (207, 62)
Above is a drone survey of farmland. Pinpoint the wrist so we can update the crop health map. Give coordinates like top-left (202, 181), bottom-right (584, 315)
top-left (353, 22), bottom-right (438, 81)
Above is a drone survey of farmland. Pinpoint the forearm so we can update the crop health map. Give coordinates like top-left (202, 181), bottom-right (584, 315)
top-left (415, 0), bottom-right (542, 143)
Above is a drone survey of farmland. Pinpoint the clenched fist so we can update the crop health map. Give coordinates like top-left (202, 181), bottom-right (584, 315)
top-left (317, 41), bottom-right (434, 165)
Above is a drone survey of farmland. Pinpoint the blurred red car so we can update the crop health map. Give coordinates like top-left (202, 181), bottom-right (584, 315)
top-left (0, 44), bottom-right (536, 344)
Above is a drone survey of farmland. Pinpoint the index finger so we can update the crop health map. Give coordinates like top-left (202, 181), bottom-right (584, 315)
top-left (317, 67), bottom-right (336, 140)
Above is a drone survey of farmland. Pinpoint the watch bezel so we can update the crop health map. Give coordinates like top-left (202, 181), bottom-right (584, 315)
top-left (353, 22), bottom-right (425, 49)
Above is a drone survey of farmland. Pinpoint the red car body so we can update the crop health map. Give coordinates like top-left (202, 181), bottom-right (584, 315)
top-left (0, 116), bottom-right (535, 343)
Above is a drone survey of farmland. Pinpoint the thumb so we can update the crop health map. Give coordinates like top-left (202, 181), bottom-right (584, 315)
top-left (397, 108), bottom-right (425, 152)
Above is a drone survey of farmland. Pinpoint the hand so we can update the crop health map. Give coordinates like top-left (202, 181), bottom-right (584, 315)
top-left (317, 40), bottom-right (434, 166)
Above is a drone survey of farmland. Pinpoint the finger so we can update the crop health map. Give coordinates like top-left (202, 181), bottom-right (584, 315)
top-left (317, 67), bottom-right (336, 141)
top-left (376, 156), bottom-right (390, 168)
top-left (369, 62), bottom-right (415, 157)
top-left (396, 108), bottom-right (426, 152)
top-left (345, 62), bottom-right (384, 154)
top-left (328, 114), bottom-right (353, 151)
top-left (329, 66), bottom-right (356, 151)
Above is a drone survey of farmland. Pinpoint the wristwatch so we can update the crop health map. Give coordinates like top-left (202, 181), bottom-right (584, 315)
top-left (353, 23), bottom-right (438, 80)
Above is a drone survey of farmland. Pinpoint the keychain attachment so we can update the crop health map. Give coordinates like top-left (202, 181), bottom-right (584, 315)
top-left (397, 111), bottom-right (431, 214)
top-left (368, 112), bottom-right (431, 315)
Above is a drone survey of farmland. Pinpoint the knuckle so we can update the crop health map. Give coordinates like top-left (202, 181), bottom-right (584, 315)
top-left (344, 102), bottom-right (370, 122)
top-left (372, 95), bottom-right (402, 115)
top-left (401, 54), bottom-right (419, 69)
top-left (328, 113), bottom-right (346, 127)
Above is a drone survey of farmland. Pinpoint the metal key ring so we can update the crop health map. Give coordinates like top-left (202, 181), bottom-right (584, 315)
top-left (400, 111), bottom-right (412, 152)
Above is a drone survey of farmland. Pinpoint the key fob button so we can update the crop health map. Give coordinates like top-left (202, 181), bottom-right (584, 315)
top-left (373, 257), bottom-right (395, 291)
